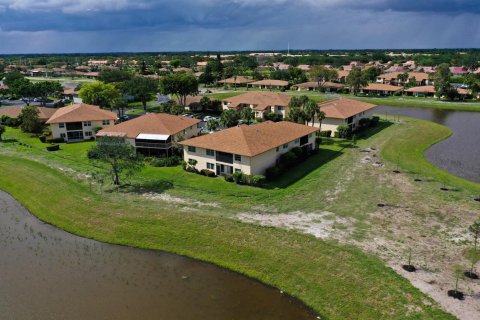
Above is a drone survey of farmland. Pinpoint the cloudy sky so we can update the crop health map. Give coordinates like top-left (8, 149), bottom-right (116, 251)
top-left (0, 0), bottom-right (479, 53)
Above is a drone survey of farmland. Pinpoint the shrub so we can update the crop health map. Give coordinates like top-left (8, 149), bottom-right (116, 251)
top-left (265, 166), bottom-right (282, 180)
top-left (316, 137), bottom-right (322, 146)
top-left (181, 160), bottom-right (187, 170)
top-left (93, 126), bottom-right (103, 134)
top-left (393, 91), bottom-right (402, 96)
top-left (370, 116), bottom-right (380, 126)
top-left (46, 137), bottom-right (64, 143)
top-left (5, 117), bottom-right (21, 127)
top-left (279, 150), bottom-right (297, 166)
top-left (251, 175), bottom-right (266, 186)
top-left (232, 171), bottom-right (243, 184)
top-left (255, 117), bottom-right (264, 123)
top-left (224, 174), bottom-right (234, 182)
top-left (336, 125), bottom-right (352, 139)
top-left (319, 130), bottom-right (332, 137)
top-left (39, 135), bottom-right (47, 143)
top-left (151, 156), bottom-right (181, 167)
top-left (291, 147), bottom-right (304, 158)
top-left (46, 144), bottom-right (60, 151)
top-left (200, 169), bottom-right (216, 177)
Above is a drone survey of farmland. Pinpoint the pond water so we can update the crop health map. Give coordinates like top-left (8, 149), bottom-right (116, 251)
top-left (0, 190), bottom-right (316, 320)
top-left (376, 106), bottom-right (480, 183)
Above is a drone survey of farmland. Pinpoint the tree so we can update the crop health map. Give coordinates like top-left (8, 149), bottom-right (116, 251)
top-left (10, 78), bottom-right (35, 105)
top-left (206, 118), bottom-right (219, 132)
top-left (170, 104), bottom-right (185, 115)
top-left (406, 77), bottom-right (417, 89)
top-left (211, 54), bottom-right (224, 84)
top-left (240, 107), bottom-right (254, 123)
top-left (200, 96), bottom-right (211, 112)
top-left (433, 63), bottom-right (452, 99)
top-left (97, 69), bottom-right (133, 83)
top-left (126, 76), bottom-right (159, 110)
top-left (159, 73), bottom-right (198, 107)
top-left (303, 100), bottom-right (319, 126)
top-left (346, 68), bottom-right (368, 95)
top-left (33, 81), bottom-right (63, 106)
top-left (398, 72), bottom-right (409, 85)
top-left (19, 105), bottom-right (42, 133)
top-left (316, 110), bottom-right (326, 131)
top-left (469, 221), bottom-right (480, 252)
top-left (3, 71), bottom-right (24, 86)
top-left (88, 136), bottom-right (144, 185)
top-left (220, 109), bottom-right (240, 128)
top-left (464, 74), bottom-right (480, 97)
top-left (0, 125), bottom-right (5, 141)
top-left (111, 97), bottom-right (129, 117)
top-left (199, 64), bottom-right (214, 86)
top-left (79, 81), bottom-right (121, 109)
top-left (363, 67), bottom-right (381, 82)
top-left (310, 66), bottom-right (339, 89)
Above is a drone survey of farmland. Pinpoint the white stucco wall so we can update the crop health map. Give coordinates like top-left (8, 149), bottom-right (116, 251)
top-left (50, 119), bottom-right (113, 141)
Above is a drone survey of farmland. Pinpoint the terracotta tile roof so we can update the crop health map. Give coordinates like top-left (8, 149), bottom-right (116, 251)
top-left (223, 91), bottom-right (291, 111)
top-left (249, 79), bottom-right (289, 87)
top-left (293, 81), bottom-right (344, 89)
top-left (97, 113), bottom-right (200, 139)
top-left (318, 98), bottom-right (377, 119)
top-left (337, 70), bottom-right (350, 78)
top-left (0, 106), bottom-right (57, 121)
top-left (220, 76), bottom-right (253, 85)
top-left (378, 72), bottom-right (430, 82)
top-left (180, 121), bottom-right (318, 157)
top-left (63, 88), bottom-right (79, 95)
top-left (405, 85), bottom-right (436, 93)
top-left (363, 83), bottom-right (403, 92)
top-left (46, 103), bottom-right (117, 124)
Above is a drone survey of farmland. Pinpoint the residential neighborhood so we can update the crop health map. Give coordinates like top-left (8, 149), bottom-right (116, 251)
top-left (1, 6), bottom-right (480, 319)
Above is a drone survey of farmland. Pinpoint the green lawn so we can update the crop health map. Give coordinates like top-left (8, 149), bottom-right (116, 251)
top-left (3, 116), bottom-right (480, 319)
top-left (347, 95), bottom-right (480, 112)
top-left (0, 155), bottom-right (453, 320)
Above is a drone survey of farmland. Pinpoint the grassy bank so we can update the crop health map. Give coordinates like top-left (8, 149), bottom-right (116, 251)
top-left (0, 155), bottom-right (453, 320)
top-left (348, 95), bottom-right (480, 112)
top-left (382, 117), bottom-right (480, 195)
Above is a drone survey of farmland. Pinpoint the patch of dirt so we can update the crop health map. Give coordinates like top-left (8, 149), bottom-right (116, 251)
top-left (142, 192), bottom-right (220, 208)
top-left (238, 211), bottom-right (355, 240)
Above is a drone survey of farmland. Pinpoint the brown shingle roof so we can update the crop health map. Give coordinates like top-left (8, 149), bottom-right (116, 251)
top-left (293, 81), bottom-right (344, 89)
top-left (220, 76), bottom-right (253, 85)
top-left (318, 98), bottom-right (377, 119)
top-left (249, 79), bottom-right (289, 87)
top-left (46, 103), bottom-right (117, 124)
top-left (378, 72), bottom-right (430, 82)
top-left (0, 106), bottom-right (57, 122)
top-left (223, 91), bottom-right (291, 111)
top-left (97, 113), bottom-right (200, 139)
top-left (363, 83), bottom-right (403, 92)
top-left (180, 121), bottom-right (318, 157)
top-left (405, 85), bottom-right (436, 93)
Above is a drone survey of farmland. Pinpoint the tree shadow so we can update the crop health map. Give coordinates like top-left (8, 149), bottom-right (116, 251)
top-left (108, 179), bottom-right (174, 195)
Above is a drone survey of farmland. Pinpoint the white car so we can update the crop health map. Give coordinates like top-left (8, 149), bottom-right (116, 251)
top-left (203, 116), bottom-right (213, 122)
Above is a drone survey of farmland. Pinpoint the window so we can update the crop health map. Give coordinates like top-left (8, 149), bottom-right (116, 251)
top-left (83, 121), bottom-right (91, 127)
top-left (277, 106), bottom-right (284, 111)
top-left (59, 123), bottom-right (65, 128)
top-left (206, 149), bottom-right (215, 156)
top-left (234, 154), bottom-right (241, 162)
top-left (102, 120), bottom-right (110, 126)
top-left (60, 133), bottom-right (66, 138)
top-left (235, 169), bottom-right (241, 173)
top-left (207, 163), bottom-right (214, 170)
top-left (295, 139), bottom-right (300, 144)
top-left (283, 143), bottom-right (288, 149)
top-left (188, 146), bottom-right (196, 153)
top-left (85, 131), bottom-right (92, 137)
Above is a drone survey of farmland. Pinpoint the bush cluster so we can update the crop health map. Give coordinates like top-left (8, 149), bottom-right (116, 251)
top-left (150, 156), bottom-right (181, 167)
top-left (318, 130), bottom-right (332, 137)
top-left (265, 146), bottom-right (311, 180)
top-left (224, 172), bottom-right (266, 186)
top-left (46, 144), bottom-right (60, 151)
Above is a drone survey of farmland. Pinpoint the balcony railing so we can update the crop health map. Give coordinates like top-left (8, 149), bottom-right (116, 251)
top-left (135, 141), bottom-right (172, 149)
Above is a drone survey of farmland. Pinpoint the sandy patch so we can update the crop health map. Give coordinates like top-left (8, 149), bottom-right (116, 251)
top-left (238, 211), bottom-right (354, 240)
top-left (142, 192), bottom-right (220, 208)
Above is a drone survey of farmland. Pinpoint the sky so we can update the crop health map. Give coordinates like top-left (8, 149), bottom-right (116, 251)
top-left (0, 0), bottom-right (479, 53)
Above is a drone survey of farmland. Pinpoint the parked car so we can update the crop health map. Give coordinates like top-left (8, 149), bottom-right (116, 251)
top-left (203, 115), bottom-right (213, 122)
top-left (183, 113), bottom-right (193, 118)
top-left (119, 115), bottom-right (129, 121)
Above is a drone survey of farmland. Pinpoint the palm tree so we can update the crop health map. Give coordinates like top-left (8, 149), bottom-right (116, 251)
top-left (220, 109), bottom-right (240, 128)
top-left (240, 107), bottom-right (254, 123)
top-left (304, 100), bottom-right (319, 126)
top-left (316, 110), bottom-right (326, 131)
